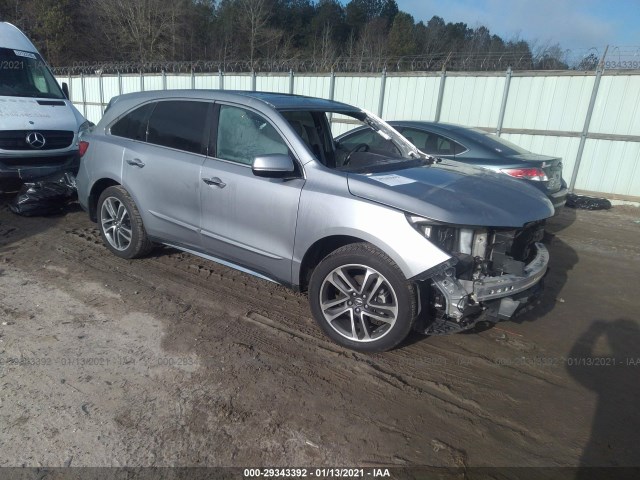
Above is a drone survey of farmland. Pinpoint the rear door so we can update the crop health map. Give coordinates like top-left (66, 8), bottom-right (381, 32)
top-left (199, 103), bottom-right (305, 284)
top-left (122, 100), bottom-right (212, 248)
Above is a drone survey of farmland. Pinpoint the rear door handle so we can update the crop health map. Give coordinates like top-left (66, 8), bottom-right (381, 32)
top-left (202, 177), bottom-right (226, 188)
top-left (126, 158), bottom-right (145, 168)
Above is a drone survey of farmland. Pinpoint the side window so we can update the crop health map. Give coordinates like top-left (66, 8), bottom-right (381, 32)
top-left (403, 128), bottom-right (464, 156)
top-left (216, 105), bottom-right (288, 165)
top-left (147, 101), bottom-right (210, 154)
top-left (398, 128), bottom-right (429, 150)
top-left (110, 103), bottom-right (155, 141)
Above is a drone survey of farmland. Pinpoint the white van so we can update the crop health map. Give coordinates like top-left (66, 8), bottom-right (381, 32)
top-left (0, 22), bottom-right (89, 188)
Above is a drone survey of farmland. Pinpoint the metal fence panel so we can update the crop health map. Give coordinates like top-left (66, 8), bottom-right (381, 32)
top-left (293, 75), bottom-right (331, 98)
top-left (577, 139), bottom-right (640, 196)
top-left (382, 76), bottom-right (440, 120)
top-left (589, 75), bottom-right (640, 135)
top-left (120, 75), bottom-right (142, 95)
top-left (102, 76), bottom-right (121, 101)
top-left (224, 74), bottom-right (252, 91)
top-left (333, 75), bottom-right (382, 114)
top-left (194, 74), bottom-right (220, 90)
top-left (165, 74), bottom-right (191, 90)
top-left (504, 75), bottom-right (595, 131)
top-left (440, 75), bottom-right (505, 127)
top-left (255, 74), bottom-right (290, 93)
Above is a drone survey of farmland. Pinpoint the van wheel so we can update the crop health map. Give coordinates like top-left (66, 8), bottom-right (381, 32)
top-left (308, 243), bottom-right (417, 352)
top-left (97, 186), bottom-right (153, 259)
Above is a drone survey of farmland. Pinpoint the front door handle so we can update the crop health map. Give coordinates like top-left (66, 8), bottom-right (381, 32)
top-left (202, 177), bottom-right (226, 188)
top-left (126, 158), bottom-right (145, 168)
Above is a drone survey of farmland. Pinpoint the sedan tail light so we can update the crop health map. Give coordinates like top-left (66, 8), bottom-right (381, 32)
top-left (78, 140), bottom-right (90, 157)
top-left (501, 167), bottom-right (548, 181)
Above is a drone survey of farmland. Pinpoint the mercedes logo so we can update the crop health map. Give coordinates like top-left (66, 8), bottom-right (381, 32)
top-left (26, 132), bottom-right (46, 149)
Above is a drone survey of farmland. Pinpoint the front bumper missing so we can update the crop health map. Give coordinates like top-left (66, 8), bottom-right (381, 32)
top-left (431, 242), bottom-right (549, 321)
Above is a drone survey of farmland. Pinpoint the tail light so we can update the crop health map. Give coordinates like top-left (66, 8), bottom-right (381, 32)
top-left (501, 167), bottom-right (548, 181)
top-left (78, 140), bottom-right (89, 157)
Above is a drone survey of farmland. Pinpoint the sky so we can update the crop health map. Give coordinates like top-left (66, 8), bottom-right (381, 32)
top-left (398, 0), bottom-right (640, 56)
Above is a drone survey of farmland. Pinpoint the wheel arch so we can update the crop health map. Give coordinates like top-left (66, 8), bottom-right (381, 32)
top-left (298, 235), bottom-right (366, 292)
top-left (88, 178), bottom-right (121, 222)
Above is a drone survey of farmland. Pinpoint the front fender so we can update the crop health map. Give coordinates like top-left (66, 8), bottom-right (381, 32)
top-left (293, 186), bottom-right (451, 283)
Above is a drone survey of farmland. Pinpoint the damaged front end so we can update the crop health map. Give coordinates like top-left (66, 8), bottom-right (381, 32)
top-left (408, 216), bottom-right (549, 335)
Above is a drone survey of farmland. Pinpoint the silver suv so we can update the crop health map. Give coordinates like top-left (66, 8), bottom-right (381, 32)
top-left (76, 91), bottom-right (554, 352)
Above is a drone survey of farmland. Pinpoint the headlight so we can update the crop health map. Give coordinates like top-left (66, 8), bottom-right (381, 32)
top-left (406, 214), bottom-right (460, 254)
top-left (406, 214), bottom-right (434, 238)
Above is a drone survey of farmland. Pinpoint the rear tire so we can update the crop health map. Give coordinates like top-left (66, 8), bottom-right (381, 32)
top-left (97, 186), bottom-right (153, 259)
top-left (308, 243), bottom-right (417, 352)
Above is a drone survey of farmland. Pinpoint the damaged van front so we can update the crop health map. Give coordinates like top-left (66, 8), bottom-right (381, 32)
top-left (0, 22), bottom-right (88, 190)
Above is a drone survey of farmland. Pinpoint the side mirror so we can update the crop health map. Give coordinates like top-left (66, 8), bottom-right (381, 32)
top-left (252, 154), bottom-right (296, 178)
top-left (61, 82), bottom-right (70, 99)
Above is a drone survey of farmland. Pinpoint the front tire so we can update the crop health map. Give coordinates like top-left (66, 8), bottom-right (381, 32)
top-left (308, 243), bottom-right (417, 352)
top-left (97, 186), bottom-right (153, 259)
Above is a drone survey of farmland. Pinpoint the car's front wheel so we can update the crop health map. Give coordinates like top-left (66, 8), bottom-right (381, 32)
top-left (97, 186), bottom-right (153, 259)
top-left (308, 243), bottom-right (417, 352)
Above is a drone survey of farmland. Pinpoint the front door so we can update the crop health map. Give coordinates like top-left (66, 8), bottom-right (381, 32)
top-left (199, 103), bottom-right (304, 284)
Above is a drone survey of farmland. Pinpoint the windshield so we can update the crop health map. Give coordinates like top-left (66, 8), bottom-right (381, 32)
top-left (279, 108), bottom-right (423, 172)
top-left (0, 47), bottom-right (65, 99)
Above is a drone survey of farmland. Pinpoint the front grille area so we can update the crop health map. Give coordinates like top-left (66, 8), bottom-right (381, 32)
top-left (0, 130), bottom-right (75, 151)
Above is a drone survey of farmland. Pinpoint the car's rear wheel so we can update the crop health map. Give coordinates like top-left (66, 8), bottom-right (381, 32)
top-left (97, 186), bottom-right (153, 259)
top-left (308, 243), bottom-right (417, 352)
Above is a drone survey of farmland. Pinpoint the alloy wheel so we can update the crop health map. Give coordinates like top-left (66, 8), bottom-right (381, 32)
top-left (319, 264), bottom-right (399, 342)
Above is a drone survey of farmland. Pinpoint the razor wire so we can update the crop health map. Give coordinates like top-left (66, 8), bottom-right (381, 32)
top-left (50, 46), bottom-right (639, 75)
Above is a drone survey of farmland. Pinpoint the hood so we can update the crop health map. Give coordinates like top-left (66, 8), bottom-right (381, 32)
top-left (0, 96), bottom-right (85, 131)
top-left (347, 160), bottom-right (554, 227)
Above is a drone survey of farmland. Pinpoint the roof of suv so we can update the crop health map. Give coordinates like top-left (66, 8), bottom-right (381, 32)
top-left (109, 89), bottom-right (361, 113)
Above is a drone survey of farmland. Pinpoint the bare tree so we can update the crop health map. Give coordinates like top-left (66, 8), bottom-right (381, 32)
top-left (238, 0), bottom-right (272, 68)
top-left (92, 0), bottom-right (179, 62)
top-left (318, 22), bottom-right (336, 70)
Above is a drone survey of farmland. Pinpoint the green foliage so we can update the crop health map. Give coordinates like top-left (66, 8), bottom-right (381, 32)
top-left (387, 12), bottom-right (415, 57)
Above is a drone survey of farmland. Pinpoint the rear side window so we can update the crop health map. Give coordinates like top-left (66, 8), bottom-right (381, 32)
top-left (147, 101), bottom-right (210, 154)
top-left (400, 128), bottom-right (465, 156)
top-left (110, 103), bottom-right (155, 141)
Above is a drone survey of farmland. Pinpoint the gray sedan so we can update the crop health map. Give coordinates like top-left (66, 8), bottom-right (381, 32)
top-left (337, 121), bottom-right (568, 209)
top-left (76, 91), bottom-right (553, 352)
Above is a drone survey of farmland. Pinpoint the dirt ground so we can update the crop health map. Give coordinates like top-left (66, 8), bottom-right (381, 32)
top-left (0, 196), bottom-right (639, 470)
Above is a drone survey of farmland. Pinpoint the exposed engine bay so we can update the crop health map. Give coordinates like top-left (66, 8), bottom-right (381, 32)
top-left (415, 220), bottom-right (548, 335)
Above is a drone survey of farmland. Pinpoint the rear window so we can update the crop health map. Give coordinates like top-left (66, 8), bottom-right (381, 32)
top-left (147, 101), bottom-right (210, 154)
top-left (468, 128), bottom-right (530, 155)
top-left (110, 103), bottom-right (155, 141)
